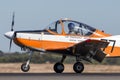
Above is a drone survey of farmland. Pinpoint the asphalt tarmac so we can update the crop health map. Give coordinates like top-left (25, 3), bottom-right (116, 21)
top-left (0, 73), bottom-right (120, 80)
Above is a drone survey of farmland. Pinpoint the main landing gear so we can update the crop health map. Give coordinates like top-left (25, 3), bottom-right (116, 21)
top-left (53, 55), bottom-right (84, 73)
top-left (73, 62), bottom-right (84, 73)
top-left (73, 55), bottom-right (84, 73)
top-left (21, 51), bottom-right (33, 72)
top-left (53, 55), bottom-right (66, 73)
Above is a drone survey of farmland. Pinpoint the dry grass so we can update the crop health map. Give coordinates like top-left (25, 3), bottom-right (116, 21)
top-left (0, 63), bottom-right (120, 73)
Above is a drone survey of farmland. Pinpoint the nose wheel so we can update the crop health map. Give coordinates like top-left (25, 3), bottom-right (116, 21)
top-left (73, 62), bottom-right (84, 73)
top-left (21, 63), bottom-right (30, 72)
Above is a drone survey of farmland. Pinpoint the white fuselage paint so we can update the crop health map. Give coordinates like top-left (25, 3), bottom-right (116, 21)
top-left (17, 33), bottom-right (88, 43)
top-left (16, 33), bottom-right (120, 47)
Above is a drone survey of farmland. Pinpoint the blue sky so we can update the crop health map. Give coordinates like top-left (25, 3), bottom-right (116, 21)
top-left (0, 0), bottom-right (120, 52)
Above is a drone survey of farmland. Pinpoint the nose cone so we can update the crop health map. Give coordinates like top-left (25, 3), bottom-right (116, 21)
top-left (4, 31), bottom-right (15, 39)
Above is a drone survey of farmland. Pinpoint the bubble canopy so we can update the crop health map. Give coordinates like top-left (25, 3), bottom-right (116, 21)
top-left (45, 19), bottom-right (96, 36)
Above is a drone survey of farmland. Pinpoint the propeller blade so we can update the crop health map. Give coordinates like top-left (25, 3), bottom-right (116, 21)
top-left (11, 12), bottom-right (15, 31)
top-left (9, 39), bottom-right (12, 51)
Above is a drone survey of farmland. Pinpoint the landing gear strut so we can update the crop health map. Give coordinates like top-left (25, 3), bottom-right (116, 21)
top-left (53, 55), bottom-right (66, 73)
top-left (21, 51), bottom-right (33, 72)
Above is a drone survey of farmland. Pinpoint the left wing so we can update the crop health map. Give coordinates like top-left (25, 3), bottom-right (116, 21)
top-left (70, 39), bottom-right (109, 62)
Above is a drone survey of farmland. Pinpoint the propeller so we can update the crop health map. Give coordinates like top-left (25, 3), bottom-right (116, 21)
top-left (9, 12), bottom-right (15, 51)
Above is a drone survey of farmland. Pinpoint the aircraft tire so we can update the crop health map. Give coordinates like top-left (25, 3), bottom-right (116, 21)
top-left (73, 62), bottom-right (84, 73)
top-left (21, 63), bottom-right (30, 72)
top-left (54, 62), bottom-right (64, 73)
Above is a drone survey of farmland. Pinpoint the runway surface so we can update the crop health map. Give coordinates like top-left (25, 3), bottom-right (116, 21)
top-left (0, 73), bottom-right (120, 80)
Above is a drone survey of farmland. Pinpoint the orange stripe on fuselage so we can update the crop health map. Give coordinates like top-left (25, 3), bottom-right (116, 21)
top-left (14, 38), bottom-right (74, 50)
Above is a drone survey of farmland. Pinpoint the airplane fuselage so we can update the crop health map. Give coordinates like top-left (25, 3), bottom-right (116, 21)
top-left (13, 32), bottom-right (120, 57)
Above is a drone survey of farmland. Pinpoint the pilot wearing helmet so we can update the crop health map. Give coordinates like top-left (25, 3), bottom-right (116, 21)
top-left (68, 23), bottom-right (80, 35)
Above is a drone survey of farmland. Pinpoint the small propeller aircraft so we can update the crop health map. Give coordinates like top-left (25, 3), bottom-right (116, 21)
top-left (4, 13), bottom-right (120, 73)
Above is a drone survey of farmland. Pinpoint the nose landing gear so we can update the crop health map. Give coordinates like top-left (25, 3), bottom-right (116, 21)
top-left (21, 63), bottom-right (30, 72)
top-left (21, 51), bottom-right (33, 72)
